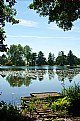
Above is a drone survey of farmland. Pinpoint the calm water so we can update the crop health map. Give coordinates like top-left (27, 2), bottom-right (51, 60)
top-left (0, 66), bottom-right (80, 106)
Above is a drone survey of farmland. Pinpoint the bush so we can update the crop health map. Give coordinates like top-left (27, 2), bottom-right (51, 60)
top-left (51, 83), bottom-right (80, 116)
top-left (62, 83), bottom-right (80, 116)
top-left (51, 96), bottom-right (70, 112)
top-left (0, 101), bottom-right (31, 121)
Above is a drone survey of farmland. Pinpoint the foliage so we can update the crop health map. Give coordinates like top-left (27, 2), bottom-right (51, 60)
top-left (36, 51), bottom-right (46, 66)
top-left (0, 27), bottom-right (6, 42)
top-left (56, 51), bottom-right (67, 66)
top-left (67, 50), bottom-right (75, 66)
top-left (29, 0), bottom-right (80, 31)
top-left (26, 100), bottom-right (36, 113)
top-left (56, 50), bottom-right (78, 66)
top-left (23, 99), bottom-right (36, 118)
top-left (51, 84), bottom-right (80, 116)
top-left (30, 52), bottom-right (37, 66)
top-left (48, 52), bottom-right (54, 66)
top-left (51, 96), bottom-right (70, 112)
top-left (7, 44), bottom-right (25, 66)
top-left (0, 0), bottom-right (19, 44)
top-left (24, 45), bottom-right (32, 65)
top-left (0, 45), bottom-right (80, 66)
top-left (62, 83), bottom-right (80, 115)
top-left (0, 101), bottom-right (30, 121)
top-left (0, 54), bottom-right (7, 65)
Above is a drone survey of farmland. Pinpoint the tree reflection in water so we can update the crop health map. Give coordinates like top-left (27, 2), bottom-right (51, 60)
top-left (56, 68), bottom-right (80, 83)
top-left (48, 69), bottom-right (55, 80)
top-left (6, 73), bottom-right (32, 87)
top-left (0, 68), bottom-right (80, 87)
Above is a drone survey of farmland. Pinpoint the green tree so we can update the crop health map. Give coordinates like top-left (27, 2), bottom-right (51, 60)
top-left (7, 44), bottom-right (25, 66)
top-left (15, 44), bottom-right (25, 66)
top-left (73, 55), bottom-right (80, 66)
top-left (0, 54), bottom-right (7, 65)
top-left (7, 44), bottom-right (18, 65)
top-left (37, 51), bottom-right (46, 66)
top-left (48, 52), bottom-right (54, 66)
top-left (76, 58), bottom-right (80, 65)
top-left (30, 52), bottom-right (37, 66)
top-left (24, 45), bottom-right (32, 65)
top-left (29, 0), bottom-right (80, 31)
top-left (0, 0), bottom-right (19, 48)
top-left (67, 50), bottom-right (75, 66)
top-left (56, 51), bottom-right (67, 66)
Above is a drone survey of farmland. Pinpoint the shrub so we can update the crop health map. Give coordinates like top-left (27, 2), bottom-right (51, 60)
top-left (0, 101), bottom-right (31, 121)
top-left (62, 83), bottom-right (80, 116)
top-left (51, 96), bottom-right (70, 112)
top-left (51, 83), bottom-right (80, 116)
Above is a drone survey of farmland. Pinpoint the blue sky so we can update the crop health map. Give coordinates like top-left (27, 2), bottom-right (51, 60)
top-left (4, 0), bottom-right (80, 58)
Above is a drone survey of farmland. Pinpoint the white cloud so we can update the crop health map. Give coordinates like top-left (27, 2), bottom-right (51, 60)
top-left (7, 35), bottom-right (72, 39)
top-left (18, 19), bottom-right (38, 27)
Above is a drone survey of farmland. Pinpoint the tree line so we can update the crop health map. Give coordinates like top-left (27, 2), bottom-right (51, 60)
top-left (0, 44), bottom-right (80, 66)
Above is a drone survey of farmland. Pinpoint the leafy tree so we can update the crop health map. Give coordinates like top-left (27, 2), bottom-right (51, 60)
top-left (48, 52), bottom-right (54, 66)
top-left (56, 51), bottom-right (67, 66)
top-left (30, 52), bottom-right (37, 66)
top-left (76, 58), bottom-right (80, 65)
top-left (29, 0), bottom-right (80, 31)
top-left (37, 51), bottom-right (46, 66)
top-left (67, 50), bottom-right (75, 66)
top-left (73, 55), bottom-right (80, 65)
top-left (0, 54), bottom-right (7, 65)
top-left (7, 44), bottom-right (25, 66)
top-left (24, 45), bottom-right (32, 65)
top-left (7, 44), bottom-right (18, 65)
top-left (0, 0), bottom-right (19, 50)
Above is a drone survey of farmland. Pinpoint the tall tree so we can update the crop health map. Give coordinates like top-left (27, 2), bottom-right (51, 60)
top-left (37, 51), bottom-right (46, 66)
top-left (7, 44), bottom-right (25, 66)
top-left (29, 0), bottom-right (80, 31)
top-left (7, 44), bottom-right (17, 65)
top-left (67, 50), bottom-right (75, 66)
top-left (30, 52), bottom-right (37, 66)
top-left (24, 45), bottom-right (32, 65)
top-left (48, 52), bottom-right (54, 66)
top-left (56, 51), bottom-right (67, 66)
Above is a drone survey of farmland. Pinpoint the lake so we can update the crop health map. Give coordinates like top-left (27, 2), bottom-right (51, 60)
top-left (0, 66), bottom-right (80, 106)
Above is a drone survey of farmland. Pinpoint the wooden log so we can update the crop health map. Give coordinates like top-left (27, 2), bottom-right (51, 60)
top-left (21, 92), bottom-right (64, 103)
top-left (30, 92), bottom-right (63, 99)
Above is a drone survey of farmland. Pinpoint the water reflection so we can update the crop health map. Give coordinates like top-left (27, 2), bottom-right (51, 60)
top-left (6, 75), bottom-right (32, 87)
top-left (0, 68), bottom-right (80, 87)
top-left (48, 69), bottom-right (55, 80)
top-left (56, 69), bottom-right (80, 82)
